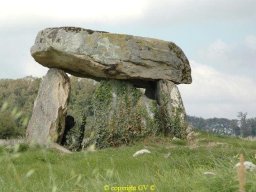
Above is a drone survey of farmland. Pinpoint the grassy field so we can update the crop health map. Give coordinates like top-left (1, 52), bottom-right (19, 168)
top-left (0, 132), bottom-right (256, 192)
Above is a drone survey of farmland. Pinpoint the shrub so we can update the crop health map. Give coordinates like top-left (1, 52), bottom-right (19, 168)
top-left (0, 111), bottom-right (23, 139)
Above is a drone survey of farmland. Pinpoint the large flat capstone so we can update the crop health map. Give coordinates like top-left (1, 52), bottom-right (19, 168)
top-left (31, 27), bottom-right (192, 84)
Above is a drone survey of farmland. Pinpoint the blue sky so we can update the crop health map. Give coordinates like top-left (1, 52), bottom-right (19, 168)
top-left (0, 0), bottom-right (255, 119)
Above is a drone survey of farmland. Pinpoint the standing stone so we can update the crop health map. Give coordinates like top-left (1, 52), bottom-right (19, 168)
top-left (26, 69), bottom-right (70, 145)
top-left (156, 80), bottom-right (187, 138)
top-left (28, 27), bottom-right (193, 147)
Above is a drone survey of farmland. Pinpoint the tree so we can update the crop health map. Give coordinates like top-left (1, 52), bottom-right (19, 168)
top-left (247, 118), bottom-right (256, 137)
top-left (231, 120), bottom-right (240, 136)
top-left (237, 112), bottom-right (251, 137)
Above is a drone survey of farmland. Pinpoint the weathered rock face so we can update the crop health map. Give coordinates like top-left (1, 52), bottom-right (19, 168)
top-left (26, 69), bottom-right (70, 145)
top-left (31, 27), bottom-right (192, 85)
top-left (27, 27), bottom-right (192, 148)
top-left (156, 80), bottom-right (187, 138)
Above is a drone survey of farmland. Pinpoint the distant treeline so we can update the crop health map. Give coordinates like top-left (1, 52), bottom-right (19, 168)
top-left (0, 76), bottom-right (255, 139)
top-left (188, 113), bottom-right (256, 137)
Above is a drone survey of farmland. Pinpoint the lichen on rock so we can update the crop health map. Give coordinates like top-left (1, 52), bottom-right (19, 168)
top-left (31, 27), bottom-right (192, 85)
top-left (27, 27), bottom-right (192, 148)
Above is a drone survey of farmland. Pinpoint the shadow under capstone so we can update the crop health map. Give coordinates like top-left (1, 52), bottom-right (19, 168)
top-left (61, 114), bottom-right (85, 151)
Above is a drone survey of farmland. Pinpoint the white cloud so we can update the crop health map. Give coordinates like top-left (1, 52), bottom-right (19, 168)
top-left (204, 39), bottom-right (232, 60)
top-left (1, 0), bottom-right (255, 27)
top-left (140, 0), bottom-right (256, 26)
top-left (24, 58), bottom-right (47, 78)
top-left (179, 60), bottom-right (256, 118)
top-left (197, 36), bottom-right (256, 77)
top-left (0, 0), bottom-right (148, 25)
top-left (245, 35), bottom-right (256, 51)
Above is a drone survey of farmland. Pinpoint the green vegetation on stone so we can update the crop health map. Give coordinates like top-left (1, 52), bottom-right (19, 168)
top-left (80, 80), bottom-right (155, 149)
top-left (1, 76), bottom-right (256, 148)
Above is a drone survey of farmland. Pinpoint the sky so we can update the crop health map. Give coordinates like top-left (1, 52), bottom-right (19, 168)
top-left (0, 0), bottom-right (255, 119)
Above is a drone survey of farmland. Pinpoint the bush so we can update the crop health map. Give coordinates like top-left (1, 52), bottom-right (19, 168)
top-left (0, 111), bottom-right (23, 139)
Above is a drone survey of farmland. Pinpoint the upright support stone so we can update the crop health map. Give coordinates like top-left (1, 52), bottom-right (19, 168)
top-left (26, 69), bottom-right (70, 145)
top-left (156, 80), bottom-right (187, 138)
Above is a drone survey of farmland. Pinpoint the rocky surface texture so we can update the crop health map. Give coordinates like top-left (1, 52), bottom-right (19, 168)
top-left (26, 69), bottom-right (70, 145)
top-left (156, 80), bottom-right (187, 138)
top-left (31, 27), bottom-right (191, 85)
top-left (28, 27), bottom-right (192, 147)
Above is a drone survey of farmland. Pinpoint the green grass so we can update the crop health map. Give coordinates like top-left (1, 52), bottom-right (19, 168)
top-left (0, 132), bottom-right (256, 192)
